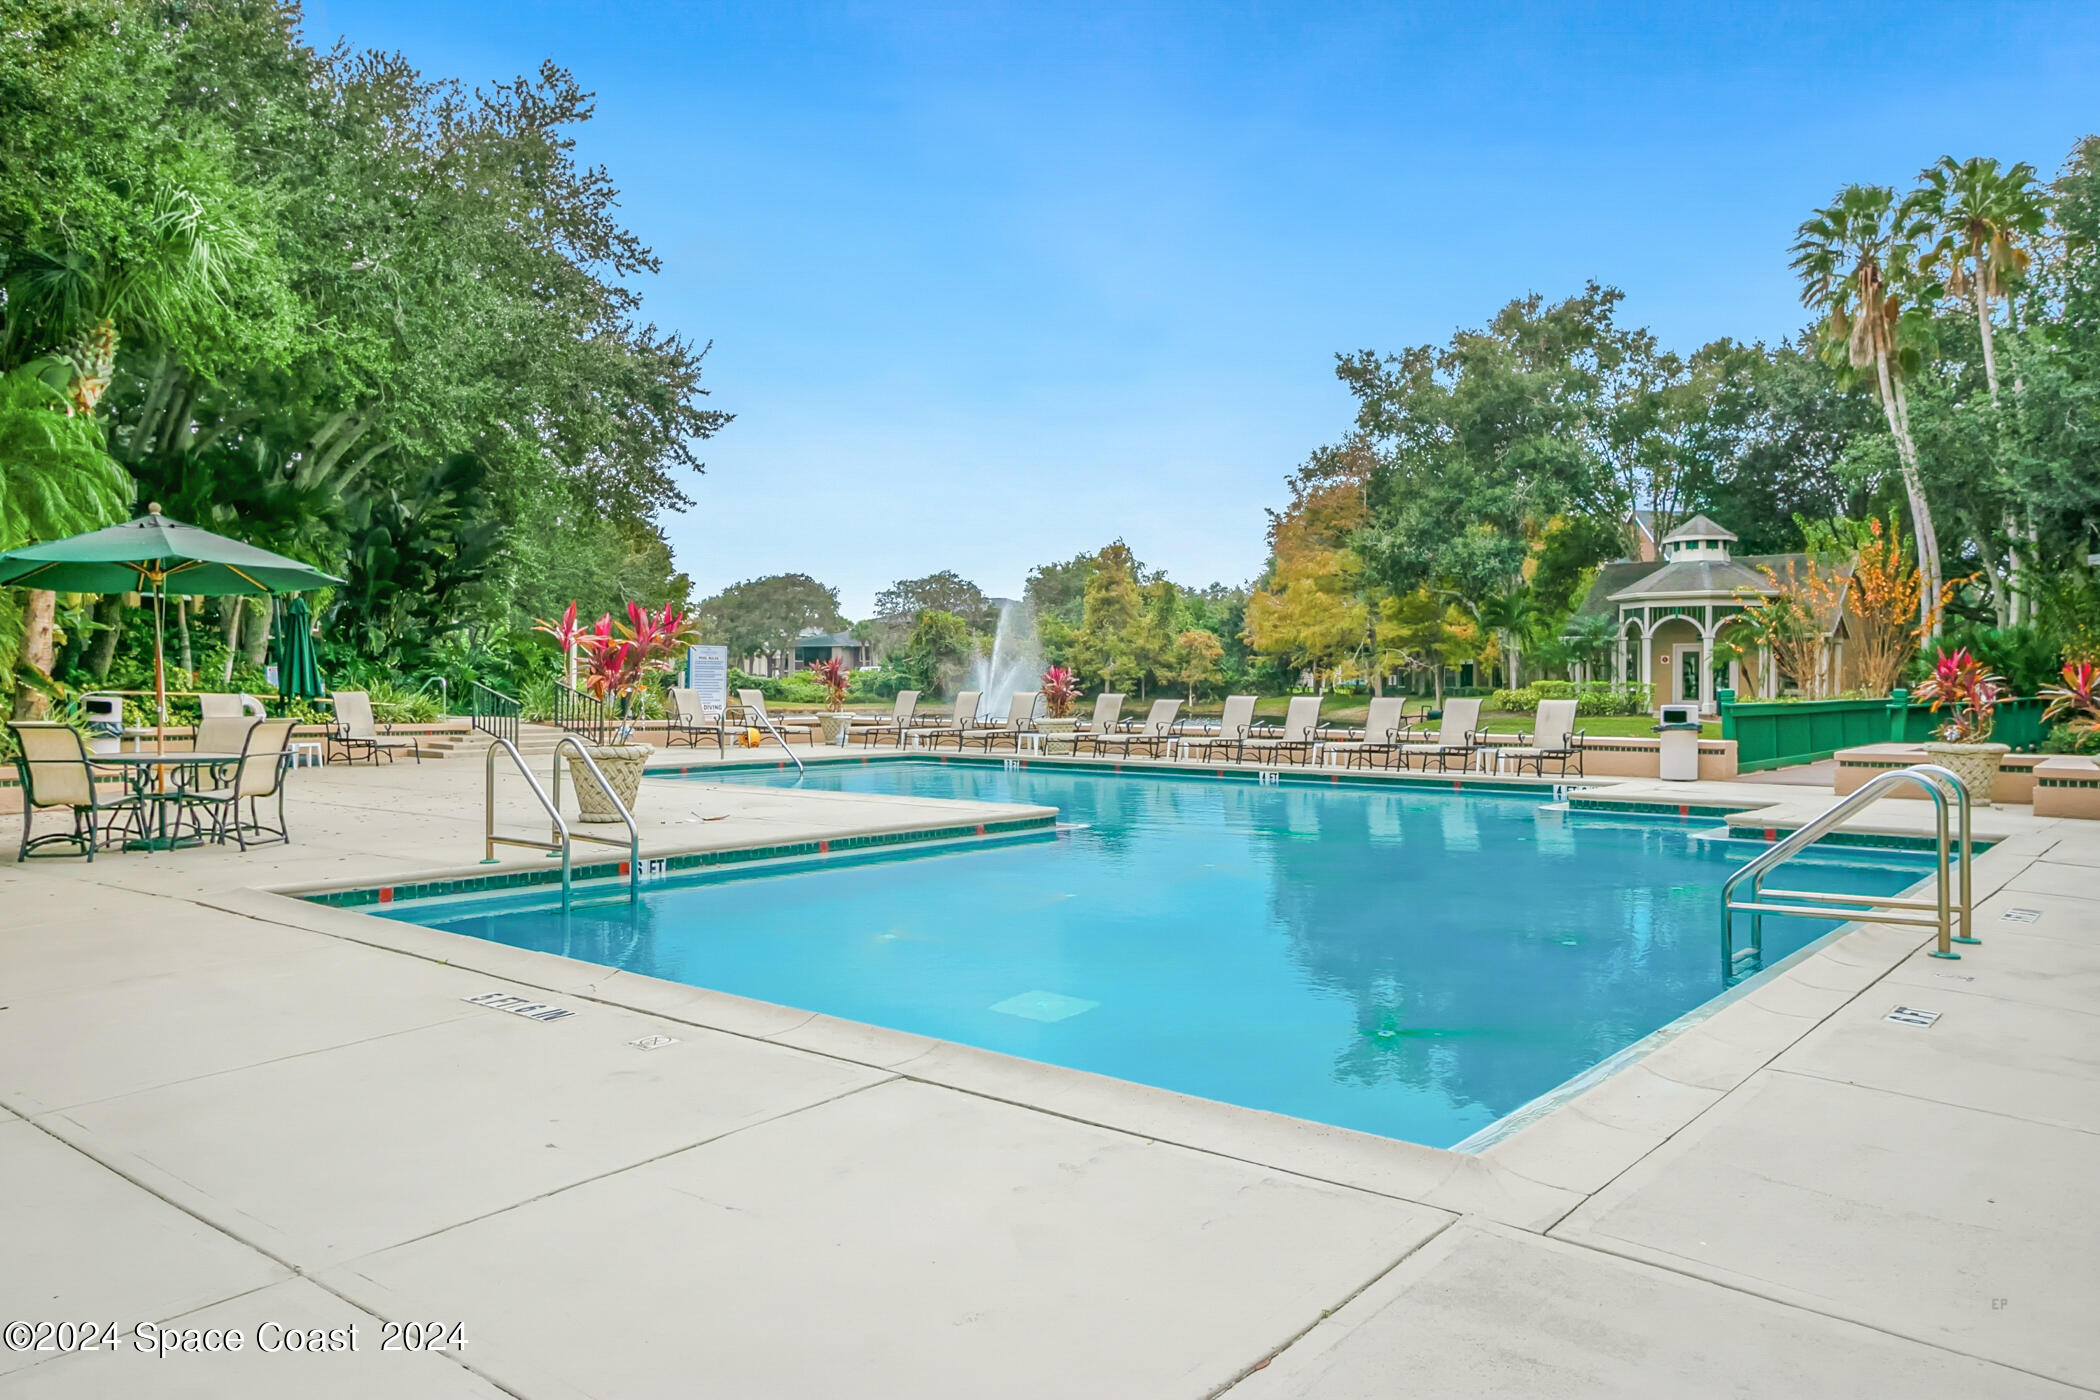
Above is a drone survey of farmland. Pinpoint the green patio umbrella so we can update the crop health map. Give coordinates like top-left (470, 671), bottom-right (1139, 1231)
top-left (0, 503), bottom-right (342, 746)
top-left (272, 595), bottom-right (325, 701)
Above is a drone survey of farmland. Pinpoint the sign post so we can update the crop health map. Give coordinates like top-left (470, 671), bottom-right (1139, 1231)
top-left (686, 644), bottom-right (729, 718)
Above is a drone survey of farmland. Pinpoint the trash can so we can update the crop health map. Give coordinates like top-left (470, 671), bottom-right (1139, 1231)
top-left (1654, 721), bottom-right (1702, 781)
top-left (81, 693), bottom-right (124, 754)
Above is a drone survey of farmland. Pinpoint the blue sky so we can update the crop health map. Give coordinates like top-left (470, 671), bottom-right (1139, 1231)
top-left (307, 1), bottom-right (2100, 617)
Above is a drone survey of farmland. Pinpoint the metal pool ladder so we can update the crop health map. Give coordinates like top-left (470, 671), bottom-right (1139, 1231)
top-left (483, 735), bottom-right (641, 910)
top-left (1721, 763), bottom-right (1974, 983)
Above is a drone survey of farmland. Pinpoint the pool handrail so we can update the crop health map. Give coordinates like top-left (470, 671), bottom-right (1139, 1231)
top-left (1720, 763), bottom-right (1973, 982)
top-left (481, 735), bottom-right (641, 910)
top-left (739, 699), bottom-right (805, 773)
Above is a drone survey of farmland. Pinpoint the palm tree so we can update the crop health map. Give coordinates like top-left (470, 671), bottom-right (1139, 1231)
top-left (1913, 156), bottom-right (2048, 624)
top-left (0, 371), bottom-right (133, 715)
top-left (1791, 185), bottom-right (1941, 635)
top-left (1913, 156), bottom-right (2046, 403)
top-left (1473, 586), bottom-right (1535, 689)
top-left (2, 185), bottom-right (256, 715)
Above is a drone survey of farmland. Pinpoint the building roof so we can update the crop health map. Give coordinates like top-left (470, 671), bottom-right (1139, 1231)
top-left (1574, 560), bottom-right (1664, 618)
top-left (1609, 557), bottom-right (1775, 602)
top-left (794, 630), bottom-right (863, 649)
top-left (1661, 513), bottom-right (1737, 545)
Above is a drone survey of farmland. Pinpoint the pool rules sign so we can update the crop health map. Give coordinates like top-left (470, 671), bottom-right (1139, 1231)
top-left (687, 644), bottom-right (729, 717)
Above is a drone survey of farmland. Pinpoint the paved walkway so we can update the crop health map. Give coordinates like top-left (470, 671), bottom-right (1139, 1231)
top-left (0, 748), bottom-right (2093, 1397)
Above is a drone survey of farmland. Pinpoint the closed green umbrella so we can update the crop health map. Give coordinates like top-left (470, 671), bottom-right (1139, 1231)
top-left (272, 595), bottom-right (325, 701)
top-left (0, 503), bottom-right (341, 745)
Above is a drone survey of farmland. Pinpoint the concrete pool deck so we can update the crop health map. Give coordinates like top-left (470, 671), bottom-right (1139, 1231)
top-left (0, 744), bottom-right (2094, 1397)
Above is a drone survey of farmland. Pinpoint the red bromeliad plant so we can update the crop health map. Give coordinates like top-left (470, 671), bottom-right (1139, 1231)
top-left (806, 658), bottom-right (851, 712)
top-left (2041, 661), bottom-right (2100, 740)
top-left (1041, 665), bottom-right (1078, 719)
top-left (1914, 647), bottom-right (2005, 743)
top-left (535, 601), bottom-right (699, 723)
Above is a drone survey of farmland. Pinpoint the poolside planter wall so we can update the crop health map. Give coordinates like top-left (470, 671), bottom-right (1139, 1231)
top-left (1719, 688), bottom-right (2051, 772)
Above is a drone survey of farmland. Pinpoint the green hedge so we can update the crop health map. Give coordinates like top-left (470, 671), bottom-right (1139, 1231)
top-left (1488, 683), bottom-right (1651, 716)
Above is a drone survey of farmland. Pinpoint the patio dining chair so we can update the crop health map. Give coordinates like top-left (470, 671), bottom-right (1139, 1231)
top-left (1320, 696), bottom-right (1411, 769)
top-left (194, 714), bottom-right (259, 758)
top-left (1083, 698), bottom-right (1183, 759)
top-left (186, 717), bottom-right (299, 849)
top-left (199, 692), bottom-right (266, 719)
top-left (7, 720), bottom-right (138, 861)
top-left (1395, 697), bottom-right (1485, 772)
top-left (1498, 698), bottom-right (1586, 777)
top-left (326, 691), bottom-right (422, 765)
top-left (1240, 695), bottom-right (1324, 766)
top-left (856, 690), bottom-right (924, 748)
top-left (957, 691), bottom-right (1042, 751)
top-left (666, 688), bottom-right (728, 755)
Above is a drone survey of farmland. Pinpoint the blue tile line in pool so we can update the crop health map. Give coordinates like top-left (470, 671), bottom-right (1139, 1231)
top-left (366, 760), bottom-right (1940, 1151)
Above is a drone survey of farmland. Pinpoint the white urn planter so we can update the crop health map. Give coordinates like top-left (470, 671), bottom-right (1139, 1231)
top-left (1923, 741), bottom-right (2009, 808)
top-left (818, 712), bottom-right (854, 745)
top-left (568, 743), bottom-right (653, 821)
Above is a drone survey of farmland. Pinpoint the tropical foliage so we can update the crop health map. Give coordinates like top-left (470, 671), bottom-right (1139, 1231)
top-left (1, 0), bottom-right (723, 715)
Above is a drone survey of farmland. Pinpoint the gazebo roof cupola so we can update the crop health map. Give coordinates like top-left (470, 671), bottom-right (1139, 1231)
top-left (1659, 514), bottom-right (1737, 562)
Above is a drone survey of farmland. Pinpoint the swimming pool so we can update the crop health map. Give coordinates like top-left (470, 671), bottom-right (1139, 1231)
top-left (376, 761), bottom-right (1935, 1148)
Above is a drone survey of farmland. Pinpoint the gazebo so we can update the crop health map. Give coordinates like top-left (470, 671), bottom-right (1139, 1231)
top-left (1573, 514), bottom-right (1847, 714)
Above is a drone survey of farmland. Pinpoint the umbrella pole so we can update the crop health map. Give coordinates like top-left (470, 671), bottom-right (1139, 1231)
top-left (152, 582), bottom-right (168, 791)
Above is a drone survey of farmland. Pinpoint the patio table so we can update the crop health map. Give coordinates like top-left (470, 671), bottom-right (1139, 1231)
top-left (94, 751), bottom-right (244, 850)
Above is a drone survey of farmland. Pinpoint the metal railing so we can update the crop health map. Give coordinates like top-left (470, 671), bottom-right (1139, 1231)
top-left (738, 701), bottom-right (804, 773)
top-left (482, 735), bottom-right (639, 910)
top-left (551, 682), bottom-right (613, 745)
top-left (470, 681), bottom-right (519, 748)
top-left (1722, 762), bottom-right (1974, 983)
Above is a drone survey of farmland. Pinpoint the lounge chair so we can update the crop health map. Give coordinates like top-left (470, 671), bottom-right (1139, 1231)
top-left (855, 691), bottom-right (924, 748)
top-left (908, 691), bottom-right (984, 749)
top-left (325, 691), bottom-right (422, 765)
top-left (1240, 695), bottom-right (1323, 765)
top-left (735, 690), bottom-right (817, 744)
top-left (7, 720), bottom-right (137, 860)
top-left (1320, 696), bottom-right (1412, 769)
top-left (1083, 698), bottom-right (1182, 758)
top-left (186, 717), bottom-right (299, 849)
top-left (1498, 698), bottom-right (1585, 777)
top-left (666, 688), bottom-right (727, 755)
top-left (1071, 692), bottom-right (1125, 737)
top-left (1395, 697), bottom-right (1484, 772)
top-left (958, 691), bottom-right (1042, 751)
top-left (1183, 695), bottom-right (1258, 763)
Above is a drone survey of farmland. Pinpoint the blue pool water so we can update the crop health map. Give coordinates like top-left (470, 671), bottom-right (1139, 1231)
top-left (380, 763), bottom-right (1935, 1147)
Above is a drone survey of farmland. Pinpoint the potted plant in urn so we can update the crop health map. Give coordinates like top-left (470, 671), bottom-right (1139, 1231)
top-left (1915, 647), bottom-right (2008, 806)
top-left (1034, 666), bottom-right (1081, 753)
top-left (806, 658), bottom-right (854, 744)
top-left (535, 601), bottom-right (697, 820)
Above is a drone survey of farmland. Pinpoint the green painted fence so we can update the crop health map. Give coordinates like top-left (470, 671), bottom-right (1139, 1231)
top-left (1719, 689), bottom-right (2052, 772)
